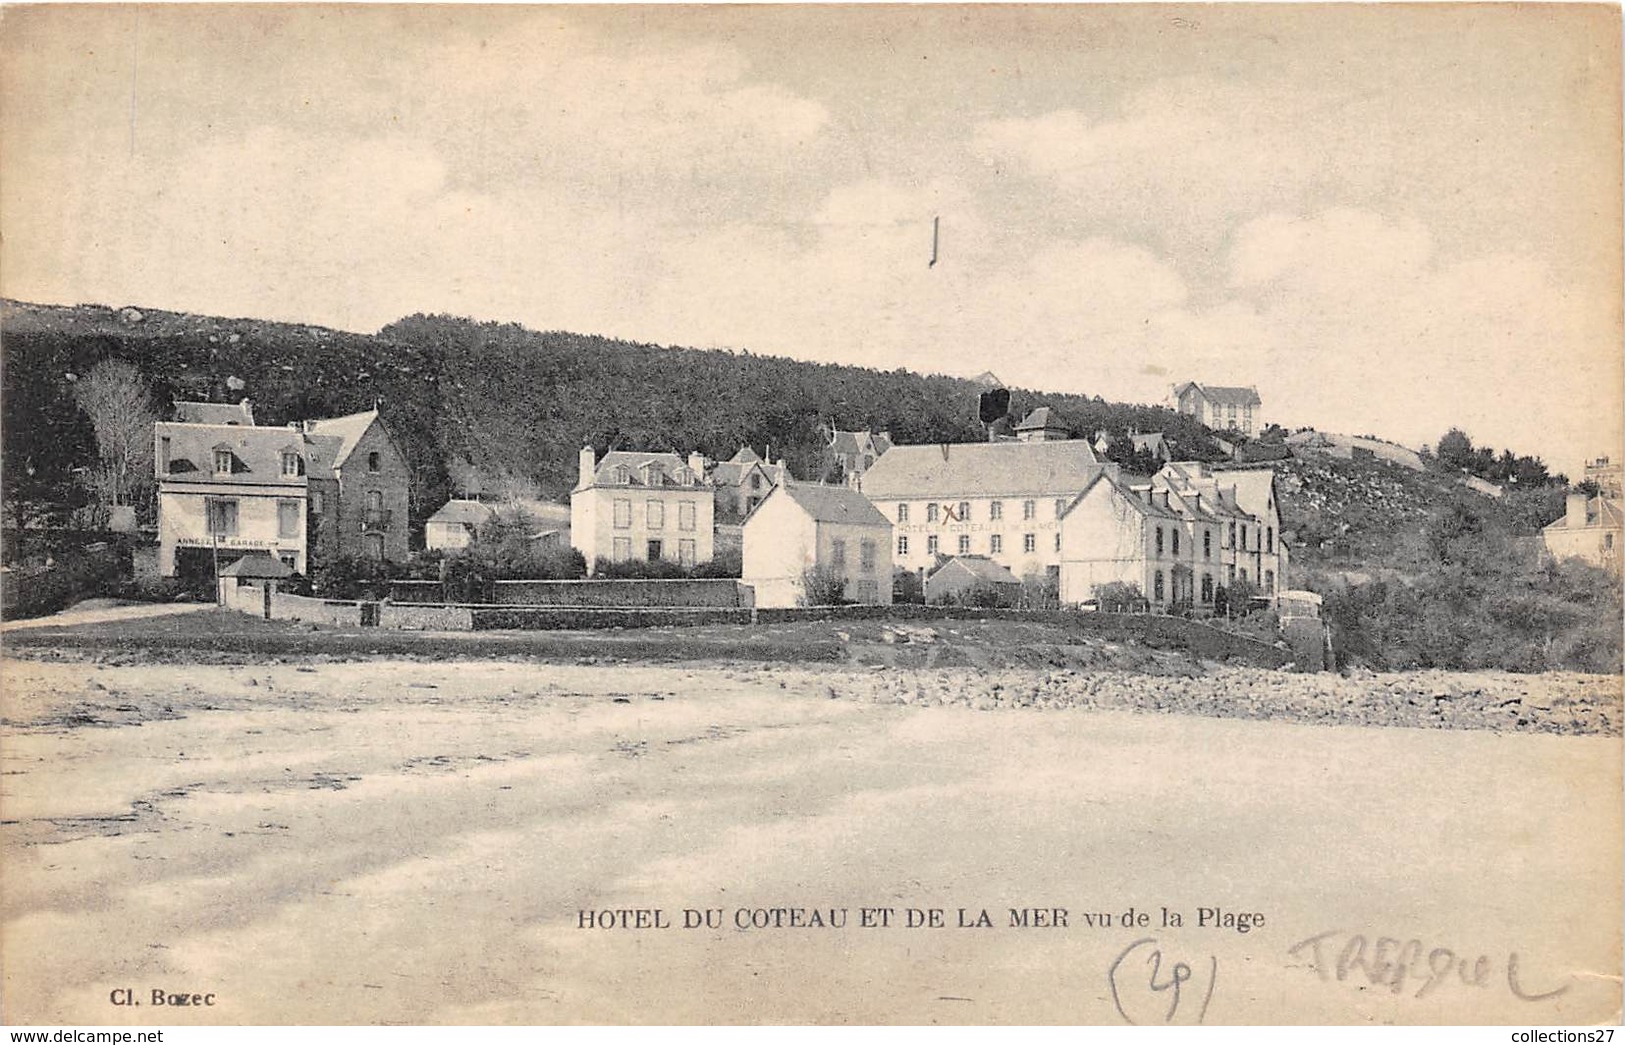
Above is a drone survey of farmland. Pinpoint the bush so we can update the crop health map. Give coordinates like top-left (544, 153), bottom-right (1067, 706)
top-left (799, 565), bottom-right (849, 607)
top-left (893, 568), bottom-right (925, 605)
top-left (1093, 580), bottom-right (1145, 614)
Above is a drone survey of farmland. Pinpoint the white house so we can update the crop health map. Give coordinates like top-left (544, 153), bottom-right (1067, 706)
top-left (155, 421), bottom-right (310, 578)
top-left (860, 439), bottom-right (1111, 584)
top-left (1056, 472), bottom-right (1184, 608)
top-left (424, 499), bottom-right (495, 551)
top-left (571, 446), bottom-right (714, 574)
top-left (1543, 493), bottom-right (1622, 573)
top-left (742, 482), bottom-right (893, 608)
top-left (1171, 383), bottom-right (1262, 435)
top-left (1154, 461), bottom-right (1288, 597)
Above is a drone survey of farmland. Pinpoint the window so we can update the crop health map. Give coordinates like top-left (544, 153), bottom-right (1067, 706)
top-left (160, 437), bottom-right (171, 474)
top-left (213, 449), bottom-right (232, 475)
top-left (957, 501), bottom-right (970, 521)
top-left (926, 535), bottom-right (939, 556)
top-left (1154, 570), bottom-right (1165, 602)
top-left (1055, 533), bottom-right (1062, 553)
top-left (679, 502), bottom-right (696, 532)
top-left (1155, 527), bottom-right (1164, 555)
top-left (989, 501), bottom-right (1003, 521)
top-left (1265, 569), bottom-right (1275, 593)
top-left (957, 535), bottom-right (971, 555)
top-left (1241, 524), bottom-right (1249, 549)
top-left (1201, 575), bottom-right (1214, 603)
top-left (646, 500), bottom-right (665, 529)
top-left (1203, 530), bottom-right (1212, 559)
top-left (1240, 567), bottom-right (1249, 582)
top-left (679, 540), bottom-right (696, 566)
top-left (367, 451), bottom-right (380, 473)
top-left (1023, 533), bottom-right (1036, 554)
top-left (613, 499), bottom-right (632, 529)
top-left (1266, 527), bottom-right (1274, 553)
top-left (1022, 500), bottom-right (1036, 521)
top-left (897, 535), bottom-right (910, 556)
top-left (831, 539), bottom-right (847, 571)
top-left (278, 500), bottom-right (301, 539)
top-left (206, 498), bottom-right (238, 537)
top-left (750, 474), bottom-right (762, 491)
top-left (612, 467), bottom-right (631, 484)
top-left (366, 489), bottom-right (383, 511)
top-left (1172, 529), bottom-right (1180, 556)
top-left (897, 503), bottom-right (909, 523)
top-left (310, 491), bottom-right (324, 514)
top-left (990, 534), bottom-right (1003, 554)
top-left (1229, 522), bottom-right (1236, 547)
top-left (279, 554), bottom-right (299, 572)
top-left (927, 503), bottom-right (940, 523)
top-left (612, 537), bottom-right (632, 561)
top-left (1607, 533), bottom-right (1616, 551)
top-left (647, 539), bottom-right (663, 561)
top-left (860, 540), bottom-right (876, 572)
top-left (281, 452), bottom-right (300, 477)
top-left (1054, 498), bottom-right (1067, 518)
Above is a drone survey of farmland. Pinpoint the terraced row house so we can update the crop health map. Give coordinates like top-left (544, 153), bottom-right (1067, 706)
top-left (1055, 461), bottom-right (1287, 611)
top-left (155, 404), bottom-right (411, 581)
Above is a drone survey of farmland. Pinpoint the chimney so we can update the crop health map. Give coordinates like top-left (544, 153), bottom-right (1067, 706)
top-left (579, 444), bottom-right (597, 488)
top-left (1567, 492), bottom-right (1588, 526)
top-left (688, 451), bottom-right (707, 476)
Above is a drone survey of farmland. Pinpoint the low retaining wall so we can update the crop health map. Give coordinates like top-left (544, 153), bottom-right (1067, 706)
top-left (490, 578), bottom-right (752, 609)
top-left (379, 603), bottom-right (475, 631)
top-left (472, 606), bottom-right (753, 630)
top-left (271, 591), bottom-right (364, 627)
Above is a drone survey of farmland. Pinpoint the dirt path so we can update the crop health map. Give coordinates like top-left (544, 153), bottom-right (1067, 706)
top-left (2, 659), bottom-right (1619, 1025)
top-left (1, 601), bottom-right (212, 633)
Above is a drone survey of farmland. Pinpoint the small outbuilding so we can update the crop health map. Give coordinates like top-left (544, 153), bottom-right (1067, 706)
top-left (425, 499), bottom-right (496, 552)
top-left (216, 552), bottom-right (296, 615)
top-left (925, 555), bottom-right (1022, 607)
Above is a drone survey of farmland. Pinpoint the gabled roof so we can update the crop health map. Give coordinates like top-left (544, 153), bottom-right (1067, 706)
top-left (827, 429), bottom-right (890, 458)
top-left (173, 400), bottom-right (255, 425)
top-left (1131, 432), bottom-right (1168, 453)
top-left (777, 482), bottom-right (891, 527)
top-left (1067, 471), bottom-right (1181, 520)
top-left (301, 409), bottom-right (379, 471)
top-left (1178, 383), bottom-right (1261, 407)
top-left (935, 555), bottom-right (1021, 586)
top-left (428, 499), bottom-right (496, 527)
top-left (156, 422), bottom-right (307, 488)
top-left (860, 440), bottom-right (1102, 499)
top-left (1015, 407), bottom-right (1068, 433)
top-left (589, 450), bottom-right (707, 488)
top-left (728, 446), bottom-right (762, 464)
top-left (1208, 466), bottom-right (1278, 522)
top-left (1544, 497), bottom-right (1624, 531)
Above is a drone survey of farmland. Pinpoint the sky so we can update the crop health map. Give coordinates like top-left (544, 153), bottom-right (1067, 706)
top-left (2, 4), bottom-right (1620, 476)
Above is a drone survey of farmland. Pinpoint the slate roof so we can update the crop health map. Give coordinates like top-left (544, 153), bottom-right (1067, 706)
top-left (301, 409), bottom-right (379, 471)
top-left (156, 422), bottom-right (308, 488)
top-left (173, 400), bottom-right (255, 425)
top-left (1015, 407), bottom-right (1068, 433)
top-left (1544, 497), bottom-right (1624, 530)
top-left (935, 556), bottom-right (1021, 586)
top-left (728, 446), bottom-right (762, 464)
top-left (860, 440), bottom-right (1102, 499)
top-left (779, 482), bottom-right (891, 527)
top-left (589, 450), bottom-right (706, 488)
top-left (428, 500), bottom-right (496, 527)
top-left (1177, 383), bottom-right (1261, 408)
top-left (218, 552), bottom-right (295, 579)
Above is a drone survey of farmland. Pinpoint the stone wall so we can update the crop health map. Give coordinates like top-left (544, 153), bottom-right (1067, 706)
top-left (489, 578), bottom-right (752, 608)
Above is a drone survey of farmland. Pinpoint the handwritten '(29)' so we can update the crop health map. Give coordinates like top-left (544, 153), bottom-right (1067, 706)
top-left (1107, 937), bottom-right (1218, 1025)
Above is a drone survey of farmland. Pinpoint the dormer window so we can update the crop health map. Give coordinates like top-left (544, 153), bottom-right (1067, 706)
top-left (612, 466), bottom-right (631, 485)
top-left (367, 452), bottom-right (381, 473)
top-left (281, 451), bottom-right (301, 477)
top-left (641, 464), bottom-right (660, 486)
top-left (213, 449), bottom-right (233, 475)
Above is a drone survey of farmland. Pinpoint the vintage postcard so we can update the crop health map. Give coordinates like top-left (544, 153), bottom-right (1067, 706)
top-left (1, 3), bottom-right (1621, 1028)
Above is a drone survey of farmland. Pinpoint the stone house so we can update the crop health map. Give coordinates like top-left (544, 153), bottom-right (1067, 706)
top-left (709, 446), bottom-right (788, 518)
top-left (299, 410), bottom-right (412, 563)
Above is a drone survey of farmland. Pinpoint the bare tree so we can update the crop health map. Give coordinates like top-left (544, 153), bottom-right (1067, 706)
top-left (73, 359), bottom-right (157, 521)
